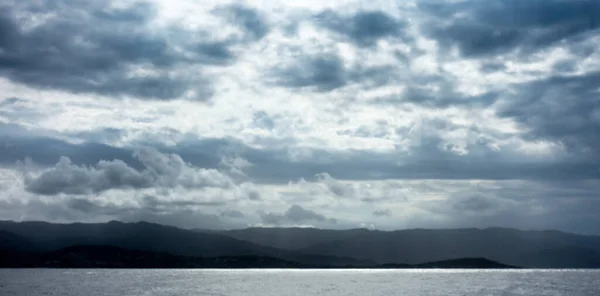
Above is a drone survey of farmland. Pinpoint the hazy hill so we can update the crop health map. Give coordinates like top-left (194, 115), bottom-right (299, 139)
top-left (2, 221), bottom-right (600, 268)
top-left (0, 230), bottom-right (41, 252)
top-left (215, 227), bottom-right (370, 250)
top-left (0, 221), bottom-right (373, 267)
top-left (297, 228), bottom-right (600, 268)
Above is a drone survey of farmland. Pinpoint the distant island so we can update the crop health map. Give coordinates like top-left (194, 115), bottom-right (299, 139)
top-left (2, 220), bottom-right (599, 268)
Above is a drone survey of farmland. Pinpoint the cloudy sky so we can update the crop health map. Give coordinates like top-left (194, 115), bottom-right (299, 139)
top-left (1, 0), bottom-right (599, 234)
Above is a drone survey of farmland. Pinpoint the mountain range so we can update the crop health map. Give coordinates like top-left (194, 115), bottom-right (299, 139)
top-left (2, 220), bottom-right (600, 268)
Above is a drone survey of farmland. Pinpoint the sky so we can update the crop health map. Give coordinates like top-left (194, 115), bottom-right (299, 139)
top-left (0, 0), bottom-right (599, 234)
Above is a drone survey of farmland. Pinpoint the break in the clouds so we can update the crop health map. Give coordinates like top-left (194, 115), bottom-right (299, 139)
top-left (1, 0), bottom-right (599, 234)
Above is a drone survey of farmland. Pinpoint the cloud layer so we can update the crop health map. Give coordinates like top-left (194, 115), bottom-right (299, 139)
top-left (1, 0), bottom-right (599, 233)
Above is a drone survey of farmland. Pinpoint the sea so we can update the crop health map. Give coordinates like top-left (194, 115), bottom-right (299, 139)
top-left (1, 269), bottom-right (599, 295)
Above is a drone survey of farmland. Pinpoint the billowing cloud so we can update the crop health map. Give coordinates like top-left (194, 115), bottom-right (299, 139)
top-left (23, 148), bottom-right (233, 195)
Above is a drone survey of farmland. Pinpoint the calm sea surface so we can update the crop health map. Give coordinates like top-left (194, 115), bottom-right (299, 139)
top-left (1, 269), bottom-right (599, 295)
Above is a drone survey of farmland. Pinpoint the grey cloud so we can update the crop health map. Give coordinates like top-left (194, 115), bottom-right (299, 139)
top-left (69, 128), bottom-right (126, 144)
top-left (271, 53), bottom-right (398, 92)
top-left (373, 209), bottom-right (392, 217)
top-left (420, 0), bottom-right (600, 57)
top-left (480, 62), bottom-right (507, 73)
top-left (215, 4), bottom-right (270, 41)
top-left (142, 195), bottom-right (227, 208)
top-left (62, 198), bottom-right (242, 229)
top-left (552, 60), bottom-right (578, 73)
top-left (5, 123), bottom-right (599, 187)
top-left (67, 198), bottom-right (136, 216)
top-left (259, 205), bottom-right (336, 225)
top-left (315, 10), bottom-right (408, 47)
top-left (0, 97), bottom-right (49, 121)
top-left (373, 82), bottom-right (499, 108)
top-left (397, 178), bottom-right (600, 234)
top-left (451, 195), bottom-right (505, 215)
top-left (220, 210), bottom-right (245, 218)
top-left (349, 122), bottom-right (390, 139)
top-left (362, 197), bottom-right (394, 203)
top-left (23, 148), bottom-right (233, 195)
top-left (192, 41), bottom-right (237, 66)
top-left (314, 173), bottom-right (354, 197)
top-left (425, 21), bottom-right (522, 58)
top-left (0, 125), bottom-right (143, 168)
top-left (3, 178), bottom-right (600, 233)
top-left (272, 54), bottom-right (346, 91)
top-left (0, 0), bottom-right (261, 100)
top-left (252, 111), bottom-right (276, 130)
top-left (497, 71), bottom-right (600, 160)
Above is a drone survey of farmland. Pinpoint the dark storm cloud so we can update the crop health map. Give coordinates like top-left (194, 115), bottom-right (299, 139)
top-left (259, 205), bottom-right (336, 225)
top-left (420, 0), bottom-right (600, 57)
top-left (314, 10), bottom-right (408, 47)
top-left (271, 53), bottom-right (398, 92)
top-left (0, 0), bottom-right (264, 100)
top-left (497, 71), bottom-right (600, 159)
top-left (23, 148), bottom-right (233, 195)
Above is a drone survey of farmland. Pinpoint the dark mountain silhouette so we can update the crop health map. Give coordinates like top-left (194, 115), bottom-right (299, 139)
top-left (0, 245), bottom-right (515, 269)
top-left (0, 230), bottom-right (41, 252)
top-left (0, 245), bottom-right (304, 268)
top-left (0, 221), bottom-right (373, 267)
top-left (2, 221), bottom-right (599, 268)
